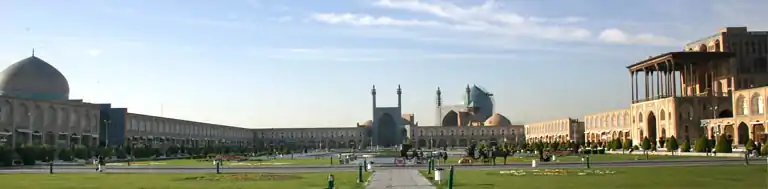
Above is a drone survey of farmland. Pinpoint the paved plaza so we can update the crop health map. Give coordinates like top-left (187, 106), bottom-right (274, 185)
top-left (367, 169), bottom-right (435, 189)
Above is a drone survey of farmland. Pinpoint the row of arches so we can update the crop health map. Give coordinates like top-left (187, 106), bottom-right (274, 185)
top-left (0, 99), bottom-right (99, 134)
top-left (526, 135), bottom-right (571, 143)
top-left (585, 131), bottom-right (630, 142)
top-left (709, 123), bottom-right (766, 145)
top-left (735, 93), bottom-right (768, 116)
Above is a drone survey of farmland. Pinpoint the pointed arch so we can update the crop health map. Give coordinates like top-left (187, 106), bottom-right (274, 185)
top-left (751, 93), bottom-right (764, 115)
top-left (441, 110), bottom-right (459, 126)
top-left (714, 40), bottom-right (721, 52)
top-left (646, 111), bottom-right (657, 143)
top-left (737, 95), bottom-right (747, 115)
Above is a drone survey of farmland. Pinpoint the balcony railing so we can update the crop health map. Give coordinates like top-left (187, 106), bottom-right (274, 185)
top-left (699, 118), bottom-right (734, 127)
top-left (632, 91), bottom-right (730, 104)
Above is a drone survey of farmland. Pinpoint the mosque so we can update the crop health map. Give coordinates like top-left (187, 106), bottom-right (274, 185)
top-left (0, 53), bottom-right (525, 151)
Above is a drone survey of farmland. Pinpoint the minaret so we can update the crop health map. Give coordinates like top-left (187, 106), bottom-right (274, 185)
top-left (397, 85), bottom-right (402, 109)
top-left (436, 86), bottom-right (442, 126)
top-left (371, 85), bottom-right (377, 116)
top-left (465, 84), bottom-right (471, 106)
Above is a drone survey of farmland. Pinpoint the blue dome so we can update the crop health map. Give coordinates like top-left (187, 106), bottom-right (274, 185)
top-left (0, 56), bottom-right (70, 100)
top-left (464, 85), bottom-right (494, 120)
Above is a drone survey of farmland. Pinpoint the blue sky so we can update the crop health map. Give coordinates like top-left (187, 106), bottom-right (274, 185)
top-left (0, 0), bottom-right (766, 128)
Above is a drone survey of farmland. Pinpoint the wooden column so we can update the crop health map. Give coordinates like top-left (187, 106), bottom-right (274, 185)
top-left (645, 70), bottom-right (649, 100)
top-left (671, 60), bottom-right (677, 97)
top-left (635, 72), bottom-right (639, 101)
top-left (666, 62), bottom-right (672, 97)
top-left (681, 63), bottom-right (686, 96)
top-left (630, 71), bottom-right (635, 103)
top-left (695, 64), bottom-right (700, 95)
top-left (656, 69), bottom-right (661, 98)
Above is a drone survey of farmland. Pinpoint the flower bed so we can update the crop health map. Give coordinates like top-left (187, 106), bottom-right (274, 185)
top-left (498, 169), bottom-right (617, 176)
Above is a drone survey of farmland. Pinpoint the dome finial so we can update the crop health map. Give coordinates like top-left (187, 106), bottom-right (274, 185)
top-left (32, 48), bottom-right (35, 57)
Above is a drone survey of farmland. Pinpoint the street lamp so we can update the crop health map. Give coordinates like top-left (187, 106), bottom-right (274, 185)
top-left (103, 120), bottom-right (111, 147)
top-left (28, 112), bottom-right (33, 144)
top-left (709, 105), bottom-right (719, 119)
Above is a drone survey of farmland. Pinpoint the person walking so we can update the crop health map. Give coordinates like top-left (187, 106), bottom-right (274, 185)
top-left (97, 155), bottom-right (106, 172)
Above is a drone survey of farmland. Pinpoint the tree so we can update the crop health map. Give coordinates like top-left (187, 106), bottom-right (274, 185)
top-left (622, 139), bottom-right (632, 152)
top-left (641, 137), bottom-right (651, 151)
top-left (58, 148), bottom-right (74, 161)
top-left (715, 134), bottom-right (733, 153)
top-left (694, 136), bottom-right (708, 152)
top-left (665, 136), bottom-right (679, 155)
top-left (680, 139), bottom-right (691, 152)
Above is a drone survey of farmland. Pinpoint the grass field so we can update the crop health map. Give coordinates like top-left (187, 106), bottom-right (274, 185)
top-left (420, 165), bottom-right (766, 189)
top-left (0, 171), bottom-right (371, 189)
top-left (439, 153), bottom-right (732, 164)
top-left (106, 157), bottom-right (337, 166)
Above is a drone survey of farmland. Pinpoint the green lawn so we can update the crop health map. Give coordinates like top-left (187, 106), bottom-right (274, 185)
top-left (441, 154), bottom-right (731, 164)
top-left (0, 171), bottom-right (371, 189)
top-left (106, 158), bottom-right (337, 166)
top-left (420, 165), bottom-right (766, 189)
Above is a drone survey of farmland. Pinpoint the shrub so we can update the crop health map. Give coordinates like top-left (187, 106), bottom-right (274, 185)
top-left (0, 146), bottom-right (14, 166)
top-left (762, 144), bottom-right (768, 155)
top-left (58, 148), bottom-right (74, 161)
top-left (715, 134), bottom-right (732, 153)
top-left (680, 139), bottom-right (691, 152)
top-left (622, 139), bottom-right (632, 150)
top-left (611, 139), bottom-right (622, 150)
top-left (665, 136), bottom-right (679, 153)
top-left (100, 147), bottom-right (113, 158)
top-left (15, 145), bottom-right (37, 165)
top-left (73, 146), bottom-right (89, 159)
top-left (641, 137), bottom-right (651, 151)
top-left (694, 136), bottom-right (708, 152)
top-left (115, 148), bottom-right (127, 159)
top-left (745, 139), bottom-right (755, 150)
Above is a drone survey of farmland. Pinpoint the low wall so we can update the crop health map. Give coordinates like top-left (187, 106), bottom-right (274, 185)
top-left (605, 150), bottom-right (745, 157)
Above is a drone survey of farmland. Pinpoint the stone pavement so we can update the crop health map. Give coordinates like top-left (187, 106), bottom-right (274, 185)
top-left (366, 169), bottom-right (435, 189)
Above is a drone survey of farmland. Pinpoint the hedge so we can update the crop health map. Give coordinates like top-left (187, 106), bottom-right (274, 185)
top-left (715, 134), bottom-right (733, 153)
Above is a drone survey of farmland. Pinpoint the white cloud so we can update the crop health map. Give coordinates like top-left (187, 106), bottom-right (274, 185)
top-left (275, 16), bottom-right (293, 22)
top-left (309, 0), bottom-right (679, 45)
top-left (598, 28), bottom-right (677, 46)
top-left (311, 13), bottom-right (442, 27)
top-left (87, 49), bottom-right (102, 56)
top-left (251, 47), bottom-right (524, 62)
top-left (369, 0), bottom-right (592, 40)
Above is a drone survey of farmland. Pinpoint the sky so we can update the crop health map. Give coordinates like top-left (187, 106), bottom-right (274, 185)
top-left (0, 0), bottom-right (766, 128)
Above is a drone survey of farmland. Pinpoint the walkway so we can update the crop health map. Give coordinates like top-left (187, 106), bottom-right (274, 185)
top-left (366, 169), bottom-right (436, 189)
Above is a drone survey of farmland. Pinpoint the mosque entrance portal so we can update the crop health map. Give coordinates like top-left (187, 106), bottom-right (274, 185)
top-left (376, 113), bottom-right (398, 147)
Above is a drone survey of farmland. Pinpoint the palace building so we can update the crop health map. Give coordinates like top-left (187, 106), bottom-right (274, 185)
top-left (573, 26), bottom-right (768, 147)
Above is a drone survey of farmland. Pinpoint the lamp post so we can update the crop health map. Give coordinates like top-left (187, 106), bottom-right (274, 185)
top-left (103, 120), bottom-right (111, 147)
top-left (28, 112), bottom-right (33, 144)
